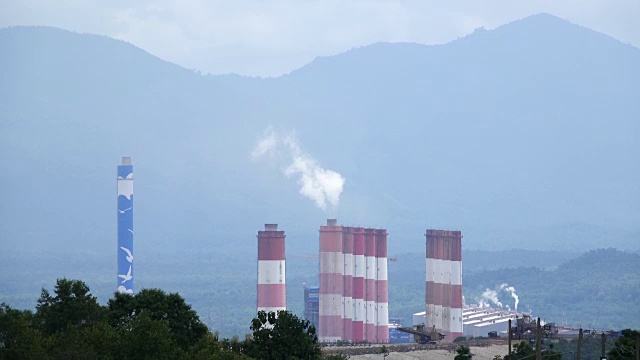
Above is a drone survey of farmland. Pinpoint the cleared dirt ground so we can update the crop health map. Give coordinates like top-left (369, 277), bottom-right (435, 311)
top-left (349, 344), bottom-right (508, 360)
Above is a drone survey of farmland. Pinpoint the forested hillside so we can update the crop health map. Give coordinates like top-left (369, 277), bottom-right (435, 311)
top-left (2, 248), bottom-right (637, 337)
top-left (426, 249), bottom-right (639, 330)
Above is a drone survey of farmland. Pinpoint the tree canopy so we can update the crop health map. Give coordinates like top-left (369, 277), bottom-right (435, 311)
top-left (0, 278), bottom-right (339, 359)
top-left (608, 329), bottom-right (640, 360)
top-left (249, 310), bottom-right (322, 360)
top-left (504, 341), bottom-right (534, 360)
top-left (0, 279), bottom-right (246, 359)
top-left (455, 345), bottom-right (473, 360)
top-left (108, 288), bottom-right (209, 350)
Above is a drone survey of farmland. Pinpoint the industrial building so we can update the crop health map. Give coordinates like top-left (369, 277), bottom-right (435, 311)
top-left (257, 224), bottom-right (286, 314)
top-left (389, 324), bottom-right (413, 343)
top-left (425, 229), bottom-right (463, 342)
top-left (304, 285), bottom-right (319, 330)
top-left (117, 157), bottom-right (134, 294)
top-left (413, 306), bottom-right (532, 339)
top-left (318, 219), bottom-right (389, 343)
top-left (462, 306), bottom-right (517, 338)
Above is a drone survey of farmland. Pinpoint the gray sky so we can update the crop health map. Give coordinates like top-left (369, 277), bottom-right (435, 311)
top-left (2, 0), bottom-right (639, 77)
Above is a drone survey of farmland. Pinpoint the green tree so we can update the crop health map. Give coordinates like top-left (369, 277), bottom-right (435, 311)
top-left (45, 322), bottom-right (118, 360)
top-left (381, 345), bottom-right (390, 358)
top-left (108, 288), bottom-right (208, 351)
top-left (608, 329), bottom-right (640, 360)
top-left (455, 345), bottom-right (473, 360)
top-left (541, 343), bottom-right (561, 360)
top-left (0, 303), bottom-right (47, 359)
top-left (505, 341), bottom-right (535, 360)
top-left (116, 310), bottom-right (183, 359)
top-left (34, 278), bottom-right (105, 336)
top-left (249, 310), bottom-right (322, 360)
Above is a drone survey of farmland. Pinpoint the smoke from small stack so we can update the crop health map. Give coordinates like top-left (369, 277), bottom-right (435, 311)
top-left (251, 128), bottom-right (345, 210)
top-left (500, 283), bottom-right (520, 312)
top-left (477, 283), bottom-right (520, 312)
top-left (479, 289), bottom-right (503, 308)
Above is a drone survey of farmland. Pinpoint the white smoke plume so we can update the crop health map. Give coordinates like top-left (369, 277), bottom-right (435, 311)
top-left (479, 289), bottom-right (502, 308)
top-left (500, 283), bottom-right (520, 312)
top-left (251, 129), bottom-right (279, 159)
top-left (251, 128), bottom-right (345, 210)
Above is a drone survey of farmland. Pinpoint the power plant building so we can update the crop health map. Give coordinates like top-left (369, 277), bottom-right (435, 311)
top-left (425, 229), bottom-right (463, 342)
top-left (462, 306), bottom-right (517, 338)
top-left (319, 219), bottom-right (388, 343)
top-left (304, 285), bottom-right (319, 330)
top-left (117, 157), bottom-right (134, 294)
top-left (257, 224), bottom-right (286, 314)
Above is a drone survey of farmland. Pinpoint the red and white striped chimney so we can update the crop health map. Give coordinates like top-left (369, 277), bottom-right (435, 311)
top-left (257, 224), bottom-right (286, 315)
top-left (319, 219), bottom-right (343, 342)
top-left (375, 229), bottom-right (389, 343)
top-left (364, 228), bottom-right (377, 342)
top-left (342, 227), bottom-right (354, 342)
top-left (425, 229), bottom-right (462, 342)
top-left (352, 227), bottom-right (365, 342)
top-left (450, 234), bottom-right (463, 341)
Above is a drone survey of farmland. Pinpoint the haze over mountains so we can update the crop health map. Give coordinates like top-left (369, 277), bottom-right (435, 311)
top-left (1, 13), bottom-right (639, 259)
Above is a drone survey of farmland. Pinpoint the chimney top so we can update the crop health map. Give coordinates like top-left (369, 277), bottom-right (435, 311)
top-left (264, 224), bottom-right (278, 231)
top-left (327, 219), bottom-right (337, 226)
top-left (121, 157), bottom-right (132, 165)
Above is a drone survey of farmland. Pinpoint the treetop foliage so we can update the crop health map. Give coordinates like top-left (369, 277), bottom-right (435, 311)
top-left (455, 345), bottom-right (473, 360)
top-left (608, 329), bottom-right (640, 360)
top-left (249, 310), bottom-right (321, 360)
top-left (0, 279), bottom-right (335, 359)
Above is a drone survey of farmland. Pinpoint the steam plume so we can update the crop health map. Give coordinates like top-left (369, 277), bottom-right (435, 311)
top-left (477, 283), bottom-right (520, 311)
top-left (479, 289), bottom-right (502, 308)
top-left (251, 128), bottom-right (345, 210)
top-left (500, 283), bottom-right (519, 312)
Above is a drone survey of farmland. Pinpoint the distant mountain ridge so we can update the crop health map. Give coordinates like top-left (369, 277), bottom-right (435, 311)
top-left (0, 14), bottom-right (638, 259)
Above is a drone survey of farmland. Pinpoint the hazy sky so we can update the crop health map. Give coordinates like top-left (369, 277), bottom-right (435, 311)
top-left (2, 1), bottom-right (639, 77)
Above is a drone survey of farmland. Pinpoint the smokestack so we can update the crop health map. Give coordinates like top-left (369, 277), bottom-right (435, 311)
top-left (375, 229), bottom-right (389, 343)
top-left (364, 228), bottom-right (377, 342)
top-left (257, 224), bottom-right (286, 315)
top-left (342, 227), bottom-right (354, 342)
top-left (425, 229), bottom-right (463, 342)
top-left (319, 219), bottom-right (344, 342)
top-left (352, 227), bottom-right (365, 342)
top-left (451, 232), bottom-right (463, 341)
top-left (117, 157), bottom-right (134, 294)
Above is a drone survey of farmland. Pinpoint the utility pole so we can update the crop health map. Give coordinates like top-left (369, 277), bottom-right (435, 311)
top-left (536, 317), bottom-right (542, 360)
top-left (508, 319), bottom-right (512, 360)
top-left (577, 329), bottom-right (583, 360)
top-left (601, 333), bottom-right (606, 359)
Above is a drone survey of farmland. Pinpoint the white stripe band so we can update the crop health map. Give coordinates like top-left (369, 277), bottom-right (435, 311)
top-left (365, 256), bottom-right (376, 279)
top-left (258, 306), bottom-right (286, 313)
top-left (450, 260), bottom-right (462, 286)
top-left (451, 308), bottom-right (463, 332)
top-left (354, 255), bottom-right (365, 277)
top-left (376, 258), bottom-right (388, 281)
top-left (257, 260), bottom-right (285, 285)
top-left (319, 294), bottom-right (343, 316)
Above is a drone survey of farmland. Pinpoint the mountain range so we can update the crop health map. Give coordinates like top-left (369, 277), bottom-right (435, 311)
top-left (1, 13), bottom-right (639, 258)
